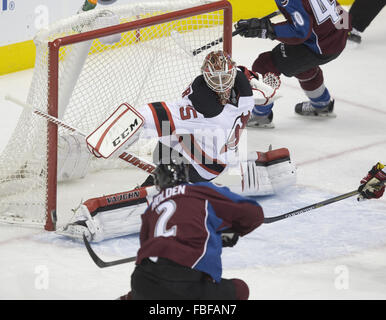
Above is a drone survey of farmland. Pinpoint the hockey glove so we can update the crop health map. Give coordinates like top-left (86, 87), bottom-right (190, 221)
top-left (238, 65), bottom-right (259, 81)
top-left (221, 229), bottom-right (240, 247)
top-left (235, 18), bottom-right (276, 40)
top-left (358, 162), bottom-right (386, 200)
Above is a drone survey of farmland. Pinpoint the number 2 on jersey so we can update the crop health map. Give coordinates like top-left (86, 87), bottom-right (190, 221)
top-left (309, 0), bottom-right (341, 25)
top-left (154, 200), bottom-right (177, 237)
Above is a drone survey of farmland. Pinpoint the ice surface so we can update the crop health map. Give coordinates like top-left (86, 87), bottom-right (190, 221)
top-left (0, 7), bottom-right (385, 300)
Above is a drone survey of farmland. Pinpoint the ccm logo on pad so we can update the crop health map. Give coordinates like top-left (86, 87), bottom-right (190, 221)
top-left (86, 103), bottom-right (144, 158)
top-left (112, 118), bottom-right (140, 147)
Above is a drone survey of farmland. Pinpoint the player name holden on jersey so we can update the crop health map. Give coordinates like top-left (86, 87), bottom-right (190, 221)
top-left (148, 304), bottom-right (237, 317)
top-left (151, 185), bottom-right (186, 210)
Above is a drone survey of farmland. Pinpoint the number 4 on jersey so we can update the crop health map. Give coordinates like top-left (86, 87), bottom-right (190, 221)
top-left (309, 0), bottom-right (341, 25)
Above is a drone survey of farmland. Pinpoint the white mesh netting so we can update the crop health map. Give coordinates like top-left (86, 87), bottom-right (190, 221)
top-left (0, 0), bottom-right (228, 228)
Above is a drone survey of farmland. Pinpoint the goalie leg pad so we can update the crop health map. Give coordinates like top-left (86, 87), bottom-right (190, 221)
top-left (90, 203), bottom-right (146, 242)
top-left (239, 160), bottom-right (273, 196)
top-left (57, 133), bottom-right (92, 181)
top-left (237, 148), bottom-right (296, 196)
top-left (57, 186), bottom-right (157, 242)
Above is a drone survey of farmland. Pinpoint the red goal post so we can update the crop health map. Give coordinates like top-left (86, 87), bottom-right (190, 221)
top-left (0, 0), bottom-right (233, 231)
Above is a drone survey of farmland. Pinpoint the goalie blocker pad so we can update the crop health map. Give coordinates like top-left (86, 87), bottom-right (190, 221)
top-left (86, 103), bottom-right (144, 158)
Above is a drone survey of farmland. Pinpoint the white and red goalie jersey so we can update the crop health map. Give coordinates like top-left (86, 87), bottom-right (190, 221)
top-left (140, 68), bottom-right (254, 181)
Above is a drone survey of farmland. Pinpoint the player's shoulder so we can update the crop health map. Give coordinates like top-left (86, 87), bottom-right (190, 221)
top-left (275, 0), bottom-right (290, 8)
top-left (234, 69), bottom-right (253, 97)
top-left (189, 182), bottom-right (256, 204)
top-left (276, 0), bottom-right (308, 10)
top-left (188, 75), bottom-right (224, 118)
top-left (190, 182), bottom-right (231, 193)
top-left (190, 75), bottom-right (216, 100)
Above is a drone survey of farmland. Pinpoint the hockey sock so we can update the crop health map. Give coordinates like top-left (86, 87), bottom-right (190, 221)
top-left (252, 103), bottom-right (273, 116)
top-left (305, 85), bottom-right (331, 109)
top-left (296, 67), bottom-right (331, 109)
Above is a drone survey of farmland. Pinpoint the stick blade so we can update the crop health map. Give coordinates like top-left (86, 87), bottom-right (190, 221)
top-left (83, 234), bottom-right (108, 268)
top-left (82, 234), bottom-right (137, 268)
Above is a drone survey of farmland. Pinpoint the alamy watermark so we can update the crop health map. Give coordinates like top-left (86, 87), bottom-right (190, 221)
top-left (334, 265), bottom-right (349, 290)
top-left (34, 265), bottom-right (49, 290)
top-left (34, 5), bottom-right (50, 30)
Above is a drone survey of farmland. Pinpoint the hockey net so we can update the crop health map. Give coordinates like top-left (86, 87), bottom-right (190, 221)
top-left (0, 0), bottom-right (232, 230)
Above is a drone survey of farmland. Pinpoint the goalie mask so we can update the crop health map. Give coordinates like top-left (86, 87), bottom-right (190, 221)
top-left (201, 51), bottom-right (237, 103)
top-left (153, 160), bottom-right (189, 190)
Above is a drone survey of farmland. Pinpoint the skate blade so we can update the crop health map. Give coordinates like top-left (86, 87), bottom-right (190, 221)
top-left (247, 124), bottom-right (275, 129)
top-left (247, 122), bottom-right (275, 129)
top-left (295, 112), bottom-right (337, 119)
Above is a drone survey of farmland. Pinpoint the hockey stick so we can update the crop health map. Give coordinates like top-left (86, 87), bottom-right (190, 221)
top-left (192, 10), bottom-right (281, 56)
top-left (84, 192), bottom-right (360, 268)
top-left (263, 190), bottom-right (359, 223)
top-left (4, 94), bottom-right (156, 174)
top-left (83, 234), bottom-right (136, 268)
top-left (264, 181), bottom-right (386, 224)
top-left (84, 184), bottom-right (386, 268)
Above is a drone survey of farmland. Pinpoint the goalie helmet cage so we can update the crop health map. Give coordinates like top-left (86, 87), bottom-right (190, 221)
top-left (0, 0), bottom-right (232, 231)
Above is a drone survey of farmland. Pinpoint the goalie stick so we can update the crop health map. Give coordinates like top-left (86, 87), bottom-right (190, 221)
top-left (4, 94), bottom-right (156, 174)
top-left (83, 184), bottom-right (386, 268)
top-left (83, 234), bottom-right (136, 268)
top-left (192, 10), bottom-right (281, 56)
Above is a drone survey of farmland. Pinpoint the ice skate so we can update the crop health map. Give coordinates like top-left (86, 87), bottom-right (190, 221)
top-left (294, 99), bottom-right (336, 117)
top-left (348, 28), bottom-right (362, 44)
top-left (247, 111), bottom-right (275, 128)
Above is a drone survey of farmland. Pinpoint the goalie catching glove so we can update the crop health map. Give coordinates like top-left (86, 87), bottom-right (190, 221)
top-left (239, 66), bottom-right (281, 106)
top-left (358, 162), bottom-right (386, 200)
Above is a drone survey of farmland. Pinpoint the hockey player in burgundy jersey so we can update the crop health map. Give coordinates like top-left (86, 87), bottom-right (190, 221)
top-left (119, 160), bottom-right (264, 300)
top-left (235, 0), bottom-right (352, 127)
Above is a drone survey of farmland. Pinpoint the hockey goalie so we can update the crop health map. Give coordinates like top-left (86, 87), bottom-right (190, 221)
top-left (58, 50), bottom-right (296, 242)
